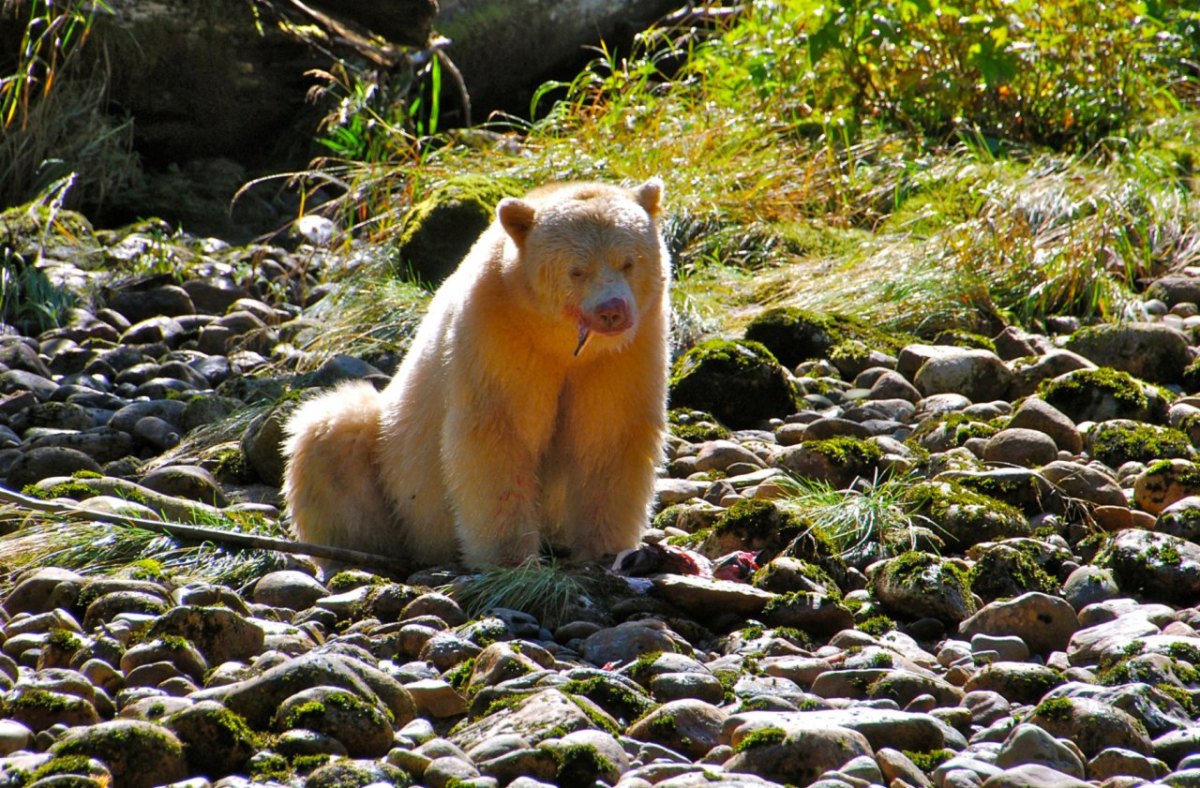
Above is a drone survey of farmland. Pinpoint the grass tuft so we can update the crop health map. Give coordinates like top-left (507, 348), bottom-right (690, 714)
top-left (776, 469), bottom-right (944, 558)
top-left (449, 557), bottom-right (592, 626)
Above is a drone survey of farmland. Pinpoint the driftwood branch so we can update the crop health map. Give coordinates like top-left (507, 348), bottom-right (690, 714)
top-left (0, 485), bottom-right (414, 575)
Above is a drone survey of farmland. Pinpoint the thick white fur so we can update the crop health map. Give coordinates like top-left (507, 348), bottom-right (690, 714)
top-left (283, 180), bottom-right (671, 568)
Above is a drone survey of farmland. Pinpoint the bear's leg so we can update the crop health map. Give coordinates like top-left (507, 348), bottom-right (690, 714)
top-left (561, 431), bottom-right (660, 561)
top-left (442, 413), bottom-right (548, 568)
top-left (553, 343), bottom-right (667, 561)
top-left (283, 381), bottom-right (398, 558)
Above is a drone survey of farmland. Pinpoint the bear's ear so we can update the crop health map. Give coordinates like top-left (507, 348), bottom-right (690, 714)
top-left (497, 198), bottom-right (536, 245)
top-left (632, 178), bottom-right (664, 218)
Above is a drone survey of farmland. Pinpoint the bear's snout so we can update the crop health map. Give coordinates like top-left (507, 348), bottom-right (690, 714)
top-left (593, 297), bottom-right (630, 334)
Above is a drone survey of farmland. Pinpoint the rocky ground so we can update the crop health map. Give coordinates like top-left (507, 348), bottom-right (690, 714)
top-left (3, 209), bottom-right (1200, 788)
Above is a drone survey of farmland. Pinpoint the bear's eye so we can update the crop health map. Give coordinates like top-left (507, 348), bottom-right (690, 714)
top-left (569, 268), bottom-right (586, 281)
top-left (621, 257), bottom-right (635, 273)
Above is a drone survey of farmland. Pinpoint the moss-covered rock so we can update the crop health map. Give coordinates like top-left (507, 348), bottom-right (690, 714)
top-left (1027, 696), bottom-right (1151, 758)
top-left (1086, 420), bottom-right (1191, 470)
top-left (1037, 367), bottom-right (1168, 425)
top-left (397, 174), bottom-right (524, 285)
top-left (1098, 529), bottom-right (1200, 606)
top-left (166, 701), bottom-right (261, 778)
top-left (668, 408), bottom-right (731, 442)
top-left (967, 545), bottom-right (1060, 603)
top-left (1133, 458), bottom-right (1200, 516)
top-left (761, 591), bottom-right (855, 635)
top-left (669, 339), bottom-right (798, 429)
top-left (776, 436), bottom-right (885, 489)
top-left (907, 412), bottom-right (1005, 453)
top-left (946, 468), bottom-right (1066, 516)
top-left (703, 499), bottom-right (806, 558)
top-left (870, 551), bottom-right (977, 624)
top-left (931, 329), bottom-right (997, 353)
top-left (1156, 495), bottom-right (1200, 542)
top-left (905, 479), bottom-right (1031, 551)
top-left (743, 307), bottom-right (911, 370)
top-left (1063, 322), bottom-right (1191, 386)
top-left (53, 720), bottom-right (188, 788)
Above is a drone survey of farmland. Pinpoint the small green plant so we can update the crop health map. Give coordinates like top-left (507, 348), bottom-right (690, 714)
top-left (778, 469), bottom-right (943, 557)
top-left (449, 557), bottom-right (590, 626)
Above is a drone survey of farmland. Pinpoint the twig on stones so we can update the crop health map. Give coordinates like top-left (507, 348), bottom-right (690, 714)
top-left (0, 485), bottom-right (413, 575)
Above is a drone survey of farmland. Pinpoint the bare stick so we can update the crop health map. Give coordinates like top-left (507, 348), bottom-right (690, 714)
top-left (0, 485), bottom-right (414, 575)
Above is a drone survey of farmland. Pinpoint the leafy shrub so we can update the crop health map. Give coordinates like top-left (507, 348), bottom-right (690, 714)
top-left (803, 0), bottom-right (1200, 148)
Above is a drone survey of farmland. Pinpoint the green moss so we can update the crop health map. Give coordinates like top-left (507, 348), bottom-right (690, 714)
top-left (282, 700), bottom-right (327, 730)
top-left (931, 329), bottom-right (997, 352)
top-left (627, 651), bottom-right (667, 685)
top-left (903, 479), bottom-right (1029, 548)
top-left (566, 694), bottom-right (621, 736)
top-left (326, 570), bottom-right (386, 592)
top-left (734, 726), bottom-right (787, 752)
top-left (7, 689), bottom-right (73, 713)
top-left (1153, 683), bottom-right (1198, 716)
top-left (774, 627), bottom-right (817, 651)
top-left (1037, 367), bottom-right (1153, 422)
top-left (445, 658), bottom-right (476, 692)
top-left (743, 306), bottom-right (913, 369)
top-left (903, 749), bottom-right (955, 772)
top-left (877, 550), bottom-right (976, 618)
top-left (906, 411), bottom-right (1003, 449)
top-left (128, 558), bottom-right (167, 581)
top-left (669, 338), bottom-right (799, 429)
top-left (668, 408), bottom-right (732, 442)
top-left (211, 706), bottom-right (264, 750)
top-left (1088, 421), bottom-right (1191, 467)
top-left (46, 628), bottom-right (82, 652)
top-left (21, 479), bottom-right (100, 501)
top-left (1145, 458), bottom-right (1200, 485)
top-left (827, 338), bottom-right (871, 369)
top-left (30, 755), bottom-right (95, 781)
top-left (213, 447), bottom-right (252, 482)
top-left (968, 548), bottom-right (1059, 602)
top-left (553, 743), bottom-right (617, 785)
top-left (712, 499), bottom-right (806, 550)
top-left (859, 614), bottom-right (897, 636)
top-left (292, 753), bottom-right (332, 773)
top-left (248, 752), bottom-right (290, 781)
top-left (563, 677), bottom-right (654, 725)
top-left (740, 624), bottom-right (765, 640)
top-left (1033, 696), bottom-right (1074, 722)
top-left (800, 436), bottom-right (885, 467)
top-left (1167, 641), bottom-right (1200, 665)
top-left (867, 650), bottom-right (896, 668)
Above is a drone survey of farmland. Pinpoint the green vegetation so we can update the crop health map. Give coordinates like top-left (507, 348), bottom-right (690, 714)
top-left (0, 509), bottom-right (291, 587)
top-left (449, 557), bottom-right (591, 626)
top-left (903, 749), bottom-right (955, 773)
top-left (734, 727), bottom-right (788, 753)
top-left (259, 0), bottom-right (1200, 344)
top-left (1088, 422), bottom-right (1191, 468)
top-left (776, 469), bottom-right (943, 558)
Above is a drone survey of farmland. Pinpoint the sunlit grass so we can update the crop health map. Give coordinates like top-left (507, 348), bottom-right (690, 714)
top-left (448, 557), bottom-right (593, 627)
top-left (0, 507), bottom-right (290, 587)
top-left (273, 0), bottom-right (1200, 347)
top-left (776, 469), bottom-right (945, 559)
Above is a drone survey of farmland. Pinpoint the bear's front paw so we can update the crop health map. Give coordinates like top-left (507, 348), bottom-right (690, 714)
top-left (460, 528), bottom-right (541, 569)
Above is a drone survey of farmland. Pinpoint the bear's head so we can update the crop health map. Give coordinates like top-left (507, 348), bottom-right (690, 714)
top-left (497, 179), bottom-right (668, 357)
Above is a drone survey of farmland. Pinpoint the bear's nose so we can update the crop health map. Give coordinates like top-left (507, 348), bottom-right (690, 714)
top-left (595, 298), bottom-right (628, 331)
